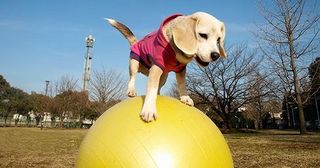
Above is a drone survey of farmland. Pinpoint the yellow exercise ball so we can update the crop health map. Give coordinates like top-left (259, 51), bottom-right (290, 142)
top-left (76, 96), bottom-right (233, 168)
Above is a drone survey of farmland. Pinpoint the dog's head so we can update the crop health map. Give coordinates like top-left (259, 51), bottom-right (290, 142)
top-left (172, 12), bottom-right (226, 66)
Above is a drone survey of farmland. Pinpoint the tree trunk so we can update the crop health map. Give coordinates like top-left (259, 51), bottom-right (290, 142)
top-left (59, 114), bottom-right (64, 128)
top-left (51, 116), bottom-right (56, 127)
top-left (227, 118), bottom-right (235, 132)
top-left (14, 114), bottom-right (20, 126)
top-left (258, 108), bottom-right (262, 129)
top-left (223, 112), bottom-right (234, 132)
top-left (220, 112), bottom-right (234, 133)
top-left (4, 117), bottom-right (7, 126)
top-left (254, 120), bottom-right (259, 130)
top-left (296, 94), bottom-right (307, 134)
top-left (79, 114), bottom-right (83, 128)
top-left (288, 29), bottom-right (307, 134)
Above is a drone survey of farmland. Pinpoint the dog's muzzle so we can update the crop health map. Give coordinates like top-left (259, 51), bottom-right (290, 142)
top-left (195, 56), bottom-right (209, 67)
top-left (211, 52), bottom-right (220, 61)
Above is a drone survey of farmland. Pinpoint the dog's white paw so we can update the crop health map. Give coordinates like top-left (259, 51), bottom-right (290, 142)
top-left (180, 96), bottom-right (194, 106)
top-left (140, 105), bottom-right (157, 122)
top-left (127, 88), bottom-right (137, 97)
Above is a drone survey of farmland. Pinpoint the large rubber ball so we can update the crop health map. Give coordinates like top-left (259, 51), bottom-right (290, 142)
top-left (76, 96), bottom-right (233, 168)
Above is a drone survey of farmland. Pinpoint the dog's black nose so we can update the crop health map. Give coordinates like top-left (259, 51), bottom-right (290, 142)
top-left (211, 52), bottom-right (220, 61)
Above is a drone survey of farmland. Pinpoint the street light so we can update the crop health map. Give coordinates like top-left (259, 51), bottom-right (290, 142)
top-left (85, 35), bottom-right (95, 48)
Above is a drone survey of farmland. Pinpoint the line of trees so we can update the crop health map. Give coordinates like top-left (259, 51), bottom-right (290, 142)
top-left (0, 69), bottom-right (126, 128)
top-left (0, 75), bottom-right (32, 125)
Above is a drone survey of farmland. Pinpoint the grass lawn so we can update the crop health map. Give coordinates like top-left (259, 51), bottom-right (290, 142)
top-left (225, 130), bottom-right (320, 168)
top-left (0, 128), bottom-right (319, 168)
top-left (0, 127), bottom-right (87, 168)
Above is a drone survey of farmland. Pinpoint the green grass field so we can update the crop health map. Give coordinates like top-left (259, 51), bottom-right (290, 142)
top-left (0, 128), bottom-right (319, 168)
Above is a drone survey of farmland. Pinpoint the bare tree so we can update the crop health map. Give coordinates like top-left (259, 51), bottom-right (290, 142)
top-left (244, 72), bottom-right (268, 129)
top-left (187, 44), bottom-right (267, 131)
top-left (54, 75), bottom-right (78, 95)
top-left (90, 69), bottom-right (126, 113)
top-left (53, 90), bottom-right (88, 127)
top-left (244, 72), bottom-right (282, 129)
top-left (256, 0), bottom-right (320, 134)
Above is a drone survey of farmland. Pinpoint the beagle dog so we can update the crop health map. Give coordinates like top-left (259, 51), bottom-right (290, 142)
top-left (106, 12), bottom-right (226, 122)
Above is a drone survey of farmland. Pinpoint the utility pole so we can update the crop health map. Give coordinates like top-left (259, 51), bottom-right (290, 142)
top-left (83, 35), bottom-right (95, 91)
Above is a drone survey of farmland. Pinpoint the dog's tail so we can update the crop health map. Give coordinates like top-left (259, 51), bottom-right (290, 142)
top-left (105, 18), bottom-right (138, 46)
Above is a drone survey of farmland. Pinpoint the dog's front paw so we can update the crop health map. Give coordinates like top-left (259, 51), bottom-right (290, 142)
top-left (140, 105), bottom-right (158, 122)
top-left (127, 88), bottom-right (137, 97)
top-left (180, 96), bottom-right (194, 106)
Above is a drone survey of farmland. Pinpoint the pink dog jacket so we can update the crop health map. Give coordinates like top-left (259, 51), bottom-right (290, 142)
top-left (130, 14), bottom-right (186, 73)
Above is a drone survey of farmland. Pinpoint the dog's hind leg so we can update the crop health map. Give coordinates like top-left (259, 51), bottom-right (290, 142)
top-left (176, 69), bottom-right (194, 106)
top-left (158, 73), bottom-right (168, 94)
top-left (128, 59), bottom-right (139, 97)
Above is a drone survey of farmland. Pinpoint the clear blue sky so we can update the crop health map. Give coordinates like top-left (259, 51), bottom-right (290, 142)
top-left (0, 0), bottom-right (266, 94)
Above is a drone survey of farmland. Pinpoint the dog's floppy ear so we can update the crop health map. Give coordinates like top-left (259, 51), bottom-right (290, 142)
top-left (172, 17), bottom-right (197, 56)
top-left (219, 22), bottom-right (226, 58)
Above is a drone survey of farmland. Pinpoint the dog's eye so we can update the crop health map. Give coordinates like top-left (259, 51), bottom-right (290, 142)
top-left (199, 33), bottom-right (208, 40)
